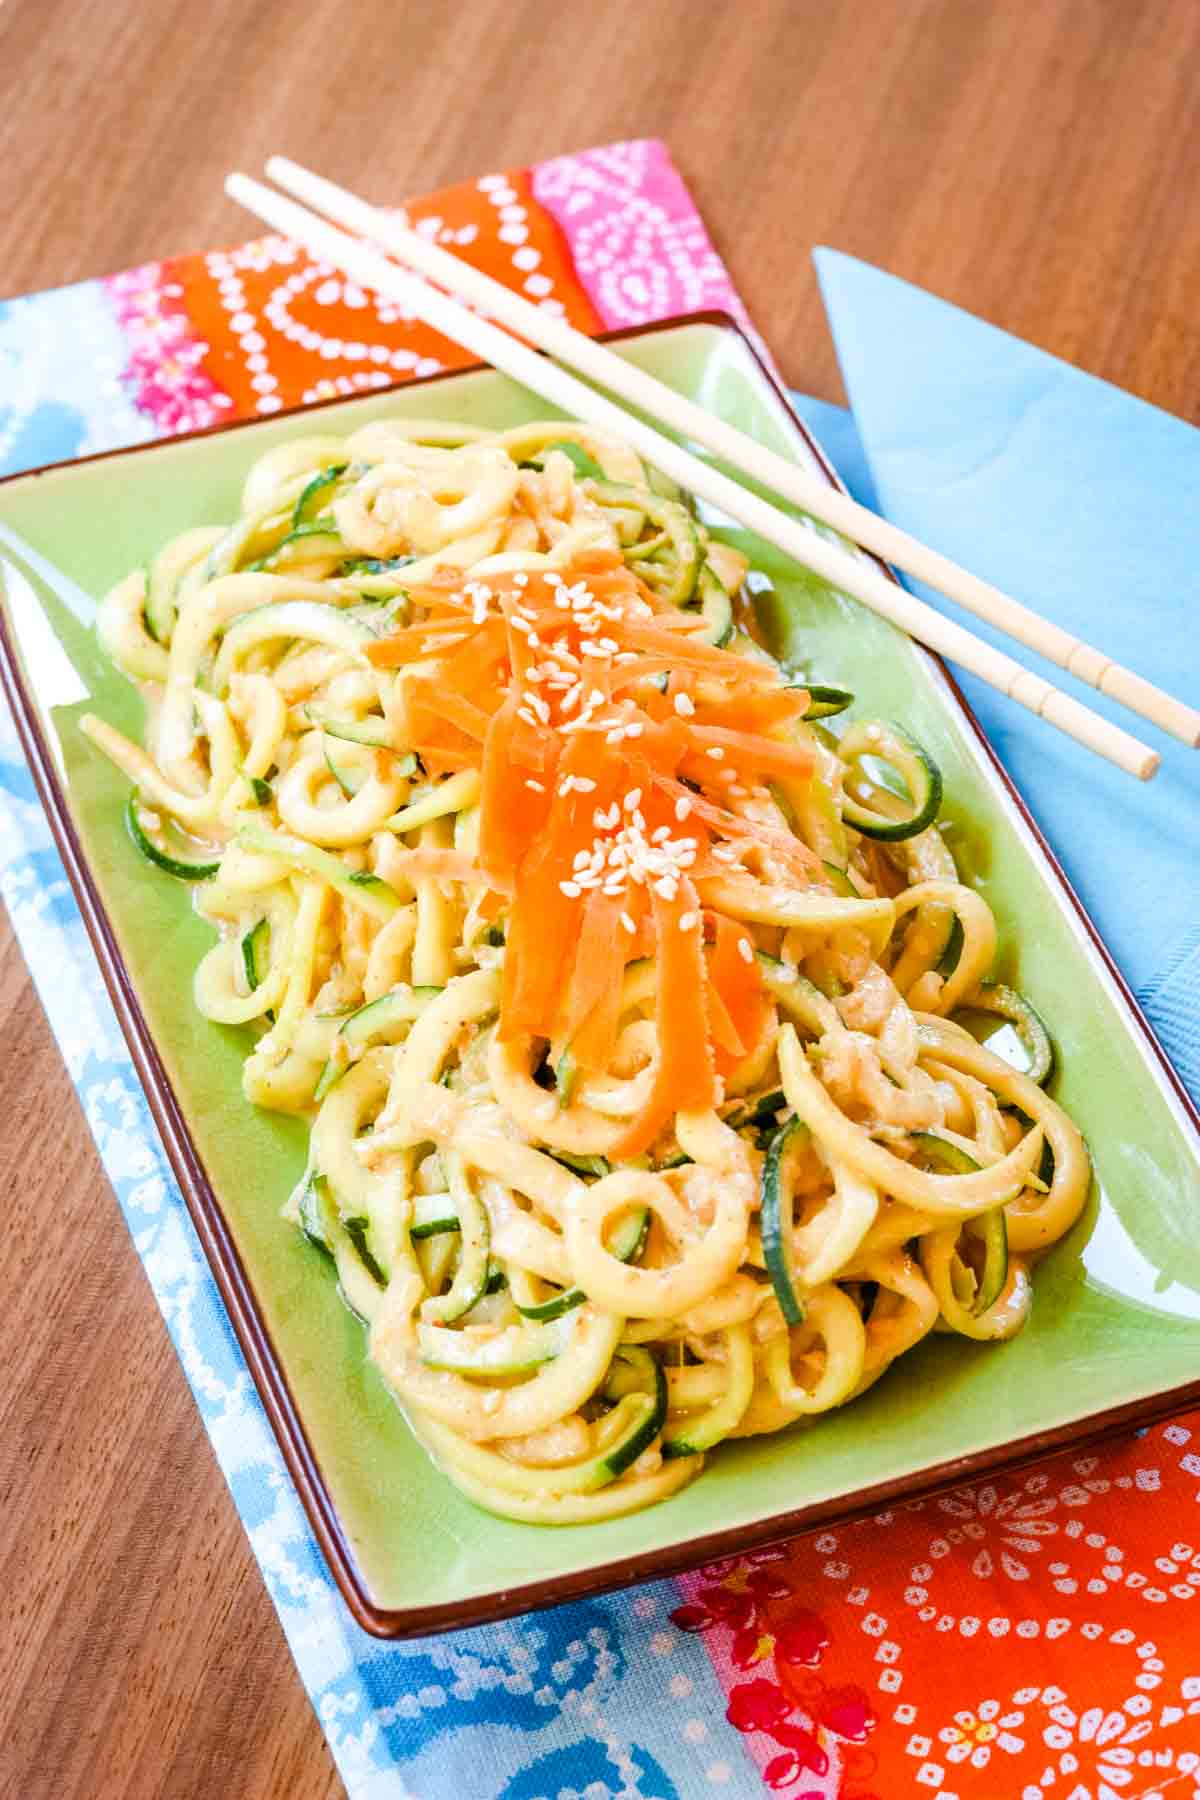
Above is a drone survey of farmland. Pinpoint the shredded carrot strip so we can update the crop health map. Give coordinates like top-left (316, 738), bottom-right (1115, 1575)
top-left (608, 879), bottom-right (715, 1158)
top-left (682, 722), bottom-right (813, 778)
top-left (707, 915), bottom-right (770, 1076)
top-left (557, 890), bottom-right (625, 1058)
top-left (367, 552), bottom-right (813, 1122)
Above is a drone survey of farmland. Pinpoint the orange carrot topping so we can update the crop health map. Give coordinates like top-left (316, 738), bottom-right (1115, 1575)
top-left (707, 914), bottom-right (771, 1077)
top-left (365, 552), bottom-right (809, 1125)
top-left (607, 878), bottom-right (715, 1159)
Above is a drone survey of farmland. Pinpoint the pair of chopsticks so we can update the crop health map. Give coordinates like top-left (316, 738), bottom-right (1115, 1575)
top-left (225, 160), bottom-right (1200, 781)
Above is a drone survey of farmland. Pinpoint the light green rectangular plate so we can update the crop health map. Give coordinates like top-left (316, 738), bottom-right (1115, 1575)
top-left (3, 316), bottom-right (1199, 1638)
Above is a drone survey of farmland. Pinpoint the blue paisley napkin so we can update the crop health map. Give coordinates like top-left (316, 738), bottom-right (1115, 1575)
top-left (2, 258), bottom-right (1198, 1800)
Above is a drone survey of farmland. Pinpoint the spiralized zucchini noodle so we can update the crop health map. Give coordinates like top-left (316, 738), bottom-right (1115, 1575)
top-left (82, 415), bottom-right (1091, 1523)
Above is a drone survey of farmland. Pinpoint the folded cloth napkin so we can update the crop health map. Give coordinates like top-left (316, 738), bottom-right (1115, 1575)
top-left (4, 161), bottom-right (1200, 1800)
top-left (816, 250), bottom-right (1200, 1100)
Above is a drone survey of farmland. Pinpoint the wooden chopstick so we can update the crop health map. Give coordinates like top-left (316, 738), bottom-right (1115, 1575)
top-left (266, 157), bottom-right (1200, 756)
top-left (225, 170), bottom-right (1160, 781)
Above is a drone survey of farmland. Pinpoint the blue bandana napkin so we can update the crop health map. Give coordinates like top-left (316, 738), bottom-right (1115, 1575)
top-left (1, 260), bottom-right (1197, 1799)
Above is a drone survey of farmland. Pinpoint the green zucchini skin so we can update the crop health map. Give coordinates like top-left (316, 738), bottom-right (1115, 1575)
top-left (292, 464), bottom-right (348, 526)
top-left (422, 1161), bottom-right (490, 1325)
top-left (323, 743), bottom-right (363, 797)
top-left (343, 1215), bottom-right (388, 1285)
top-left (966, 1208), bottom-right (1009, 1314)
top-left (519, 441), bottom-right (606, 480)
top-left (910, 1133), bottom-right (1009, 1316)
top-left (303, 706), bottom-right (414, 758)
top-left (838, 720), bottom-right (942, 841)
top-left (820, 860), bottom-right (857, 897)
top-left (598, 1345), bottom-right (667, 1478)
top-left (551, 1150), bottom-right (611, 1178)
top-left (591, 481), bottom-right (703, 607)
top-left (514, 1207), bottom-right (650, 1321)
top-left (248, 518), bottom-right (345, 573)
top-left (295, 1170), bottom-right (383, 1323)
top-left (311, 984), bottom-right (443, 1107)
top-left (909, 1130), bottom-right (979, 1175)
top-left (417, 1315), bottom-right (569, 1374)
top-left (693, 562), bottom-right (734, 645)
top-left (961, 982), bottom-right (1055, 1086)
top-left (803, 684), bottom-right (854, 719)
top-left (241, 917), bottom-right (270, 993)
top-left (755, 952), bottom-right (836, 1036)
top-left (409, 1193), bottom-right (460, 1240)
top-left (126, 790), bottom-right (220, 880)
top-left (341, 985), bottom-right (442, 1047)
top-left (760, 1115), bottom-right (811, 1325)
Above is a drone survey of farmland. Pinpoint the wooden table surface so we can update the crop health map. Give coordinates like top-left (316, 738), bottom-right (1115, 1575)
top-left (1, 1), bottom-right (1196, 1794)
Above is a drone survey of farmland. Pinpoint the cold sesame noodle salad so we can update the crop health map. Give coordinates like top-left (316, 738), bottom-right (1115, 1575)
top-left (82, 415), bottom-right (1091, 1524)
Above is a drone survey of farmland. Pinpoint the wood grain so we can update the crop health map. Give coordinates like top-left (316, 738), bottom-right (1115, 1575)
top-left (0, 1), bottom-right (1195, 1794)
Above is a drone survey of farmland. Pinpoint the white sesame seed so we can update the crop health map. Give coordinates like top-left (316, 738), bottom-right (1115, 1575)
top-left (673, 692), bottom-right (696, 716)
top-left (737, 936), bottom-right (754, 964)
top-left (605, 728), bottom-right (624, 745)
top-left (651, 825), bottom-right (671, 844)
top-left (558, 880), bottom-right (582, 899)
top-left (509, 614), bottom-right (532, 634)
top-left (706, 746), bottom-right (725, 760)
top-left (654, 877), bottom-right (678, 901)
top-left (677, 911), bottom-right (698, 932)
top-left (512, 571), bottom-right (528, 588)
top-left (573, 777), bottom-right (597, 793)
top-left (517, 707), bottom-right (538, 726)
top-left (573, 849), bottom-right (590, 870)
top-left (624, 789), bottom-right (642, 812)
top-left (674, 797), bottom-right (693, 822)
top-left (525, 778), bottom-right (545, 793)
top-left (589, 688), bottom-right (605, 708)
top-left (625, 722), bottom-right (644, 739)
top-left (620, 911), bottom-right (636, 933)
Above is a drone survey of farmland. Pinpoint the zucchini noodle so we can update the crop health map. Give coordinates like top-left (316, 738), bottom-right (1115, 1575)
top-left (81, 416), bottom-right (1091, 1524)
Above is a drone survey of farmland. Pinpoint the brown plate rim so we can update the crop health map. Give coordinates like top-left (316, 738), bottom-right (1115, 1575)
top-left (2, 309), bottom-right (1198, 1640)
